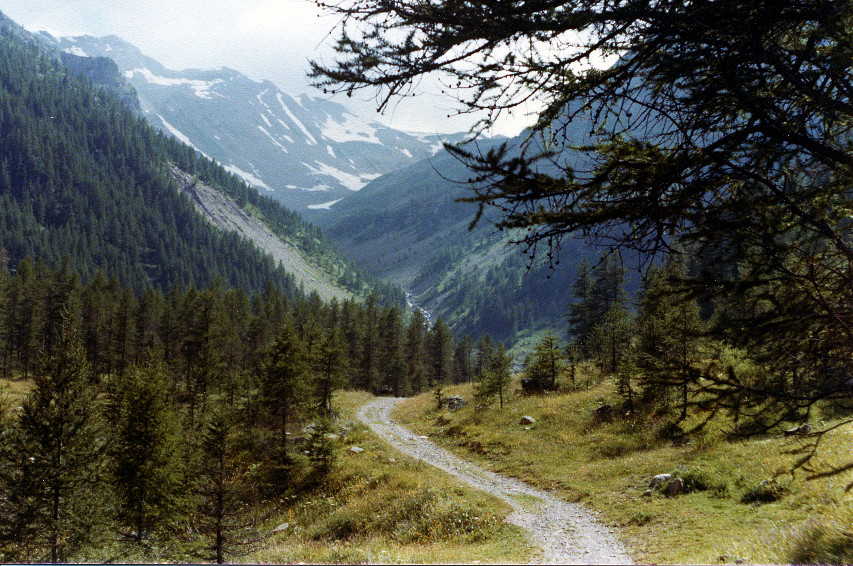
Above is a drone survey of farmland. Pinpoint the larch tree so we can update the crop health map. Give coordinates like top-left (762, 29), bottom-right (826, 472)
top-left (310, 0), bottom-right (853, 470)
top-left (2, 316), bottom-right (105, 563)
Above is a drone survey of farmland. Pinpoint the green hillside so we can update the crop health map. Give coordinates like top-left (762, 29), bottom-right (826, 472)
top-left (319, 140), bottom-right (607, 347)
top-left (0, 19), bottom-right (400, 304)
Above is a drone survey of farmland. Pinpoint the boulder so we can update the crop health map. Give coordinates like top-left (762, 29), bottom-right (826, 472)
top-left (273, 523), bottom-right (290, 533)
top-left (649, 474), bottom-right (672, 489)
top-left (445, 396), bottom-right (468, 411)
top-left (519, 415), bottom-right (537, 425)
top-left (663, 477), bottom-right (685, 497)
top-left (349, 446), bottom-right (364, 454)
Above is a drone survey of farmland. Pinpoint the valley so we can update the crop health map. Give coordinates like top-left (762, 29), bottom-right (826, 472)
top-left (0, 3), bottom-right (851, 565)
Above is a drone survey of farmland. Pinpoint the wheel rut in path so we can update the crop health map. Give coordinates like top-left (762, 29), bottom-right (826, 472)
top-left (356, 397), bottom-right (633, 565)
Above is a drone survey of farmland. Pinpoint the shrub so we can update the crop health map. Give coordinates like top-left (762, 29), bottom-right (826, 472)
top-left (740, 479), bottom-right (788, 504)
top-left (679, 468), bottom-right (729, 497)
top-left (788, 508), bottom-right (853, 565)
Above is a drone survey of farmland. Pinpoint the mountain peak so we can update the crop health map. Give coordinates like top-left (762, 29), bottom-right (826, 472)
top-left (52, 34), bottom-right (467, 212)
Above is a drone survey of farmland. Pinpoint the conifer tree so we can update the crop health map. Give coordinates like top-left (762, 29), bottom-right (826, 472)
top-left (474, 343), bottom-right (513, 409)
top-left (404, 309), bottom-right (429, 394)
top-left (428, 317), bottom-right (454, 407)
top-left (2, 316), bottom-right (105, 562)
top-left (194, 406), bottom-right (262, 564)
top-left (258, 318), bottom-right (310, 491)
top-left (525, 331), bottom-right (564, 391)
top-left (314, 326), bottom-right (348, 414)
top-left (636, 260), bottom-right (703, 418)
top-left (106, 359), bottom-right (183, 544)
top-left (378, 304), bottom-right (407, 395)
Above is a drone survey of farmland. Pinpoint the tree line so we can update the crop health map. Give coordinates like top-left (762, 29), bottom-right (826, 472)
top-left (0, 257), bottom-right (498, 562)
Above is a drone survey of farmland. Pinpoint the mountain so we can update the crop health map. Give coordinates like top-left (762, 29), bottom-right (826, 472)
top-left (315, 136), bottom-right (604, 346)
top-left (41, 33), bottom-right (466, 212)
top-left (0, 11), bottom-right (401, 304)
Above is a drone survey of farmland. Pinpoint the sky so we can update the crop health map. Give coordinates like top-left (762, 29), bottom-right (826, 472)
top-left (0, 0), bottom-right (535, 135)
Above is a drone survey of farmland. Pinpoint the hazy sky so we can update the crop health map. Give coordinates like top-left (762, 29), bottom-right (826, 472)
top-left (0, 0), bottom-right (534, 135)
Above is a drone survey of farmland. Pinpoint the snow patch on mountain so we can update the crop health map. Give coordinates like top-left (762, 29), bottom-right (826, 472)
top-left (302, 161), bottom-right (375, 191)
top-left (308, 198), bottom-right (344, 210)
top-left (64, 46), bottom-right (87, 57)
top-left (158, 115), bottom-right (206, 156)
top-left (224, 163), bottom-right (273, 191)
top-left (258, 126), bottom-right (289, 154)
top-left (127, 67), bottom-right (223, 99)
top-left (322, 113), bottom-right (382, 144)
top-left (277, 93), bottom-right (317, 145)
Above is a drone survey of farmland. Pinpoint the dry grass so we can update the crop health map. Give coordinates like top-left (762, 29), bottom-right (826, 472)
top-left (395, 377), bottom-right (853, 564)
top-left (243, 390), bottom-right (531, 564)
top-left (0, 376), bottom-right (33, 408)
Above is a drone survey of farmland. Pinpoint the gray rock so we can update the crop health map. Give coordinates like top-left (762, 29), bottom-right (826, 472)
top-left (349, 446), bottom-right (364, 454)
top-left (783, 423), bottom-right (811, 436)
top-left (649, 473), bottom-right (672, 489)
top-left (273, 523), bottom-right (290, 533)
top-left (519, 415), bottom-right (537, 425)
top-left (445, 396), bottom-right (468, 411)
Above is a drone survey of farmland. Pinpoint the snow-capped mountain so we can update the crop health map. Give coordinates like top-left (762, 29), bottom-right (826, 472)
top-left (44, 33), bottom-right (465, 211)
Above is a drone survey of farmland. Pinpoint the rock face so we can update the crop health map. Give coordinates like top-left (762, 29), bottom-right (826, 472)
top-left (169, 164), bottom-right (353, 302)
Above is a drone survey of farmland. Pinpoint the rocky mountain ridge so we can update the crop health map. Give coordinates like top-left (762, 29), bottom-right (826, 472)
top-left (43, 33), bottom-right (467, 212)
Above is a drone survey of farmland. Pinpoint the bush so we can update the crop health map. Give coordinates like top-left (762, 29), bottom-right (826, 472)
top-left (679, 468), bottom-right (729, 497)
top-left (789, 508), bottom-right (853, 565)
top-left (740, 479), bottom-right (788, 504)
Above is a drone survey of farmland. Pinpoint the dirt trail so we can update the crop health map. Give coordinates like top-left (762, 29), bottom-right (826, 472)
top-left (357, 397), bottom-right (633, 565)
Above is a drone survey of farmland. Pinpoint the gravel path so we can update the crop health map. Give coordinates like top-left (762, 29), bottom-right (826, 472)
top-left (357, 397), bottom-right (633, 565)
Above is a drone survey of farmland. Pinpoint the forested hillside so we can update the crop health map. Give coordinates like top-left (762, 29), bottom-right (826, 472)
top-left (319, 138), bottom-right (630, 347)
top-left (0, 19), bottom-right (400, 304)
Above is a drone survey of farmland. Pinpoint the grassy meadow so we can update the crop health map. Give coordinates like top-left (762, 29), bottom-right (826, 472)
top-left (243, 390), bottom-right (530, 564)
top-left (395, 373), bottom-right (853, 564)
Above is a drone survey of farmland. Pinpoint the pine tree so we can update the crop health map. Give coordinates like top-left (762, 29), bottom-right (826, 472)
top-left (404, 309), bottom-right (429, 394)
top-left (525, 331), bottom-right (564, 391)
top-left (257, 318), bottom-right (310, 492)
top-left (194, 406), bottom-right (262, 564)
top-left (636, 260), bottom-right (703, 418)
top-left (2, 317), bottom-right (105, 562)
top-left (428, 317), bottom-right (454, 408)
top-left (474, 343), bottom-right (513, 409)
top-left (314, 326), bottom-right (348, 414)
